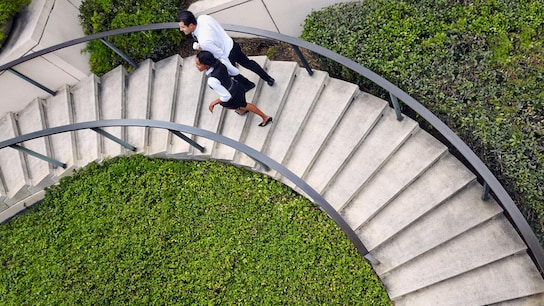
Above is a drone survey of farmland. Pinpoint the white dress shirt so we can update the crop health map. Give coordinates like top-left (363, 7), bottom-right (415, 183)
top-left (194, 15), bottom-right (240, 76)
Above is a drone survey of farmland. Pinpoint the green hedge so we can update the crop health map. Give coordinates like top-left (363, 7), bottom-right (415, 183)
top-left (301, 1), bottom-right (544, 243)
top-left (0, 156), bottom-right (390, 304)
top-left (79, 0), bottom-right (188, 76)
top-left (0, 0), bottom-right (31, 49)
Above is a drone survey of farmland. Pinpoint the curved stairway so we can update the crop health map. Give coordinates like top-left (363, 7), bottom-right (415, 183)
top-left (1, 54), bottom-right (543, 305)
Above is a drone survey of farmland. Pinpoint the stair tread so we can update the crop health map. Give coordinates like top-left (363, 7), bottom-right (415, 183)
top-left (260, 69), bottom-right (329, 169)
top-left (170, 55), bottom-right (205, 156)
top-left (234, 61), bottom-right (298, 168)
top-left (211, 56), bottom-right (269, 161)
top-left (383, 214), bottom-right (528, 298)
top-left (489, 293), bottom-right (544, 306)
top-left (191, 73), bottom-right (225, 158)
top-left (322, 107), bottom-right (419, 210)
top-left (125, 59), bottom-right (153, 152)
top-left (99, 65), bottom-right (126, 158)
top-left (357, 153), bottom-right (477, 250)
top-left (16, 99), bottom-right (53, 191)
top-left (280, 78), bottom-right (358, 179)
top-left (148, 54), bottom-right (181, 156)
top-left (341, 129), bottom-right (447, 228)
top-left (71, 74), bottom-right (100, 166)
top-left (0, 113), bottom-right (29, 201)
top-left (193, 56), bottom-right (270, 158)
top-left (371, 181), bottom-right (504, 275)
top-left (393, 252), bottom-right (544, 305)
top-left (42, 86), bottom-right (76, 177)
top-left (303, 93), bottom-right (388, 192)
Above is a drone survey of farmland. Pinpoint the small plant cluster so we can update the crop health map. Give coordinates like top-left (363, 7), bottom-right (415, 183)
top-left (0, 155), bottom-right (390, 304)
top-left (0, 0), bottom-right (30, 49)
top-left (301, 0), bottom-right (544, 243)
top-left (78, 0), bottom-right (188, 76)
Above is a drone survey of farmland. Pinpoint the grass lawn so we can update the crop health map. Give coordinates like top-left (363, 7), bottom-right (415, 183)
top-left (0, 155), bottom-right (390, 305)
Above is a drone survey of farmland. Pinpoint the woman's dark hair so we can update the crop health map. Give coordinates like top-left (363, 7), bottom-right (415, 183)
top-left (197, 51), bottom-right (220, 68)
top-left (176, 10), bottom-right (197, 25)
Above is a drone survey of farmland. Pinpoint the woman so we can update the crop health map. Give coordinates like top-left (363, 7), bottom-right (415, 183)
top-left (195, 51), bottom-right (273, 127)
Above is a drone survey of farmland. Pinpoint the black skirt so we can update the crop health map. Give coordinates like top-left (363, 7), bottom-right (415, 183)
top-left (219, 79), bottom-right (247, 109)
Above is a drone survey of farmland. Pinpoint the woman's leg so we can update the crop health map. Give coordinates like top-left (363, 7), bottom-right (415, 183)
top-left (240, 103), bottom-right (271, 125)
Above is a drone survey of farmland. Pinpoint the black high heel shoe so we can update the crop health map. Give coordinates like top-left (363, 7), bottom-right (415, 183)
top-left (258, 117), bottom-right (273, 127)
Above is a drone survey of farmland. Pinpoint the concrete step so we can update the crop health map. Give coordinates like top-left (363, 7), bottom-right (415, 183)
top-left (279, 79), bottom-right (359, 186)
top-left (357, 153), bottom-right (477, 251)
top-left (341, 129), bottom-right (448, 228)
top-left (70, 74), bottom-right (101, 166)
top-left (370, 181), bottom-right (504, 275)
top-left (148, 55), bottom-right (182, 157)
top-left (302, 92), bottom-right (388, 193)
top-left (190, 70), bottom-right (226, 159)
top-left (321, 107), bottom-right (419, 210)
top-left (125, 59), bottom-right (154, 153)
top-left (191, 57), bottom-right (271, 159)
top-left (210, 56), bottom-right (271, 162)
top-left (233, 61), bottom-right (298, 168)
top-left (169, 55), bottom-right (206, 157)
top-left (258, 69), bottom-right (329, 175)
top-left (489, 293), bottom-right (544, 306)
top-left (382, 214), bottom-right (528, 299)
top-left (15, 98), bottom-right (55, 192)
top-left (392, 252), bottom-right (544, 305)
top-left (42, 85), bottom-right (77, 178)
top-left (99, 65), bottom-right (127, 158)
top-left (0, 112), bottom-right (30, 204)
top-left (210, 94), bottom-right (252, 162)
top-left (237, 55), bottom-right (268, 105)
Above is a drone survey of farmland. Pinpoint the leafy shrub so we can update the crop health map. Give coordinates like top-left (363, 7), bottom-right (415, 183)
top-left (302, 1), bottom-right (544, 243)
top-left (0, 0), bottom-right (31, 49)
top-left (79, 0), bottom-right (188, 76)
top-left (0, 156), bottom-right (390, 304)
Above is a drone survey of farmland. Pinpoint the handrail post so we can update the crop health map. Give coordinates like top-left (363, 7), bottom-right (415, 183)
top-left (9, 144), bottom-right (67, 169)
top-left (290, 44), bottom-right (314, 76)
top-left (8, 68), bottom-right (56, 96)
top-left (482, 181), bottom-right (490, 201)
top-left (389, 93), bottom-right (404, 121)
top-left (169, 130), bottom-right (205, 153)
top-left (91, 127), bottom-right (136, 152)
top-left (99, 38), bottom-right (139, 69)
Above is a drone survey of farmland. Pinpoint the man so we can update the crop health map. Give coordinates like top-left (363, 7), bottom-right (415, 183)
top-left (176, 10), bottom-right (275, 91)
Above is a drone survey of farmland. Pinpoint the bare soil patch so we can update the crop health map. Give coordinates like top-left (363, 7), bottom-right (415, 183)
top-left (178, 35), bottom-right (319, 68)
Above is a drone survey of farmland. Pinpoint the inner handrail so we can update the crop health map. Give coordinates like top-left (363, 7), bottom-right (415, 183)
top-left (0, 22), bottom-right (542, 273)
top-left (0, 119), bottom-right (369, 259)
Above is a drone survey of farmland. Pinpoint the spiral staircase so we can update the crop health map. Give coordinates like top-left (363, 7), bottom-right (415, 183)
top-left (1, 53), bottom-right (543, 305)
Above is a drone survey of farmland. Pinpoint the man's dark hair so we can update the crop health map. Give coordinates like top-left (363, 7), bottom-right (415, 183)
top-left (176, 10), bottom-right (197, 25)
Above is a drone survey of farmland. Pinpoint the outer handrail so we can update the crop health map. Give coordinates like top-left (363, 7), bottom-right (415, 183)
top-left (0, 119), bottom-right (369, 258)
top-left (0, 23), bottom-right (541, 273)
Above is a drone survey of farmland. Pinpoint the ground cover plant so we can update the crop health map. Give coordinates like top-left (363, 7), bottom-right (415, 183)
top-left (0, 155), bottom-right (390, 305)
top-left (0, 0), bottom-right (31, 49)
top-left (301, 0), bottom-right (544, 243)
top-left (78, 0), bottom-right (190, 76)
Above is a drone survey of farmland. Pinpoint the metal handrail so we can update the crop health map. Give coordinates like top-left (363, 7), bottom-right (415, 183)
top-left (0, 23), bottom-right (542, 273)
top-left (0, 119), bottom-right (369, 258)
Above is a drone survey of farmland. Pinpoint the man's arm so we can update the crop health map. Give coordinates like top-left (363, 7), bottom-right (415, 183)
top-left (199, 39), bottom-right (240, 76)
